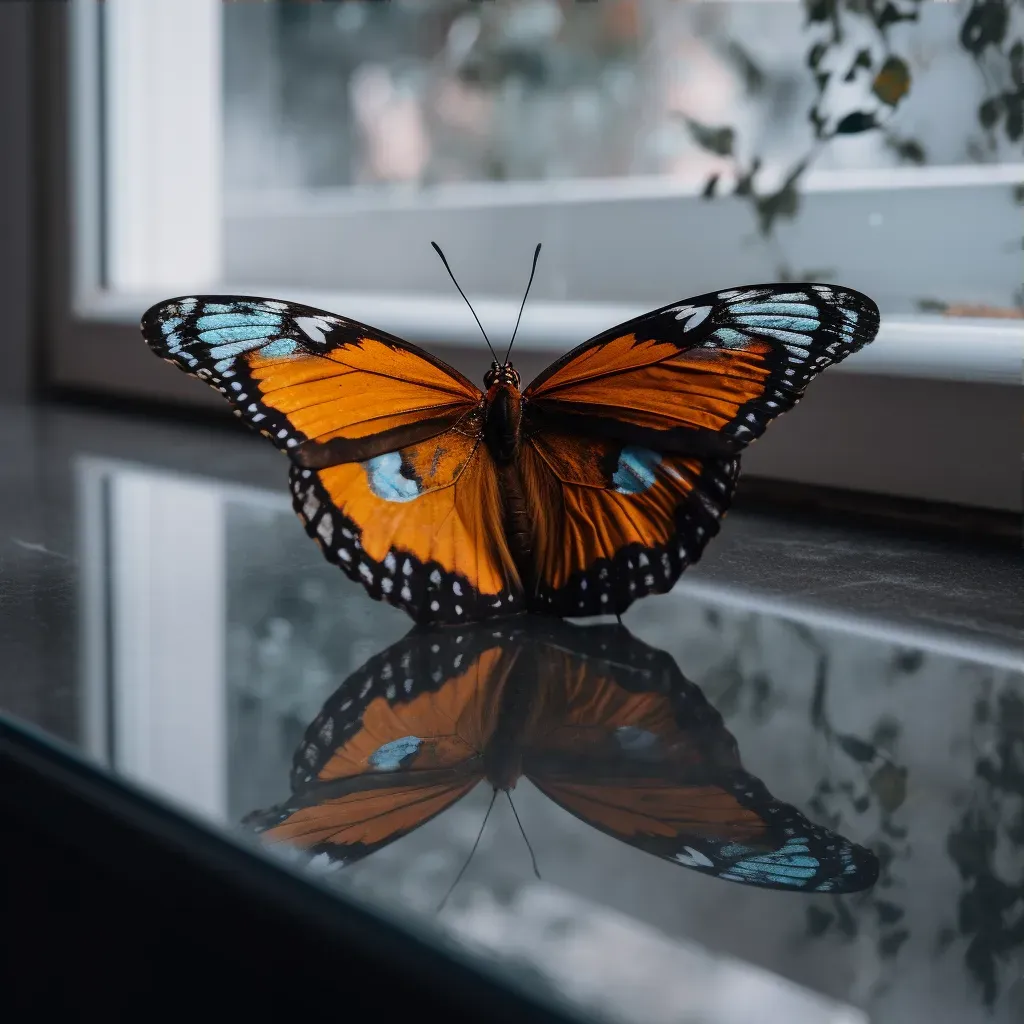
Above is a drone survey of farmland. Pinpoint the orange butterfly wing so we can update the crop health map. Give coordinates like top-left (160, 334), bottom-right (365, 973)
top-left (523, 283), bottom-right (880, 457)
top-left (141, 295), bottom-right (482, 464)
top-left (516, 283), bottom-right (878, 616)
top-left (291, 424), bottom-right (521, 624)
top-left (143, 296), bottom-right (522, 623)
top-left (518, 428), bottom-right (738, 615)
top-left (249, 630), bottom-right (516, 865)
top-left (517, 623), bottom-right (878, 892)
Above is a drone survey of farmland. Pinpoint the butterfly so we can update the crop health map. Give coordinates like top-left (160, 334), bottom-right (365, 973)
top-left (244, 620), bottom-right (879, 895)
top-left (141, 247), bottom-right (879, 625)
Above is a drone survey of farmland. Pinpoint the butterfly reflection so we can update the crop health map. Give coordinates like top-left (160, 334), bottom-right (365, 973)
top-left (245, 621), bottom-right (878, 894)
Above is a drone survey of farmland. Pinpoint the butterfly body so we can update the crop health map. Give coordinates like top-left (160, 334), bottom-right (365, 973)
top-left (142, 281), bottom-right (879, 625)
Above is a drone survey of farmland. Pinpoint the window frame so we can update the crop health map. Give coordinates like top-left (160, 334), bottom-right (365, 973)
top-left (40, 1), bottom-right (1023, 513)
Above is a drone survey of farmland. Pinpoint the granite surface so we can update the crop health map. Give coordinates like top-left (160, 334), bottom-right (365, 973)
top-left (1, 402), bottom-right (1022, 1024)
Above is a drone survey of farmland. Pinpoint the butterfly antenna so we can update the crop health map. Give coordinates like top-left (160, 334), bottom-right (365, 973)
top-left (431, 241), bottom-right (500, 365)
top-left (506, 792), bottom-right (541, 879)
top-left (437, 788), bottom-right (499, 913)
top-left (504, 242), bottom-right (542, 365)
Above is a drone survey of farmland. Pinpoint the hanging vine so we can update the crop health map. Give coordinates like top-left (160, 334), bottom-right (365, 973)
top-left (688, 0), bottom-right (1023, 284)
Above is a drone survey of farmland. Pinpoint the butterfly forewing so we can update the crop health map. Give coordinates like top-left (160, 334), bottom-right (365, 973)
top-left (523, 283), bottom-right (879, 456)
top-left (141, 295), bottom-right (482, 462)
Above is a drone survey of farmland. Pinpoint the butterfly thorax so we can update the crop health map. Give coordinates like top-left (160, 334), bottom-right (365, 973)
top-left (483, 364), bottom-right (522, 465)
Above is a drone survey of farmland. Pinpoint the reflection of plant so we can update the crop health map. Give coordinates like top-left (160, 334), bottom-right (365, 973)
top-left (794, 623), bottom-right (912, 973)
top-left (686, 611), bottom-right (914, 971)
top-left (945, 688), bottom-right (1024, 1006)
top-left (688, 0), bottom-right (1024, 269)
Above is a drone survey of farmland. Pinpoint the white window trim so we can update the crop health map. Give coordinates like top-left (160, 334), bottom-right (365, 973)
top-left (102, 0), bottom-right (222, 293)
top-left (77, 456), bottom-right (228, 822)
top-left (47, 1), bottom-right (1023, 514)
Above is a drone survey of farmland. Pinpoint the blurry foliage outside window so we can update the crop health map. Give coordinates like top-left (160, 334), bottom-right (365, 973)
top-left (223, 0), bottom-right (1024, 317)
top-left (226, 0), bottom-right (1022, 187)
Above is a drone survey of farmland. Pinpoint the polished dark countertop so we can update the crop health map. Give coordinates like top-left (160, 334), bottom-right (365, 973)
top-left (1, 401), bottom-right (1022, 1024)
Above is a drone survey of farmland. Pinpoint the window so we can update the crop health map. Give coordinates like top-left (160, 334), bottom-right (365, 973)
top-left (43, 1), bottom-right (1023, 510)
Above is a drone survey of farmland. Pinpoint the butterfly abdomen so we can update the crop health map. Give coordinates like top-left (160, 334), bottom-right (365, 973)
top-left (497, 462), bottom-right (534, 594)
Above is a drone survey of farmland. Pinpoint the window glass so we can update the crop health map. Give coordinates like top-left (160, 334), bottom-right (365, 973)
top-left (225, 1), bottom-right (1021, 190)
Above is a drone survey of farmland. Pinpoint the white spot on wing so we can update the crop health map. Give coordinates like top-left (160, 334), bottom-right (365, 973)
top-left (294, 316), bottom-right (335, 345)
top-left (316, 516), bottom-right (333, 546)
top-left (675, 846), bottom-right (714, 868)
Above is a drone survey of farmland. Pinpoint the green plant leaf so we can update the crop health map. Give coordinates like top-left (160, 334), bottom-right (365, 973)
top-left (870, 762), bottom-right (908, 814)
top-left (683, 118), bottom-right (734, 157)
top-left (873, 56), bottom-right (911, 106)
top-left (835, 111), bottom-right (878, 134)
top-left (979, 96), bottom-right (1003, 130)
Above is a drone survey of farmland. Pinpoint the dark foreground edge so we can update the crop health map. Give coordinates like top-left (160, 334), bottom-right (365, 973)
top-left (0, 714), bottom-right (579, 1021)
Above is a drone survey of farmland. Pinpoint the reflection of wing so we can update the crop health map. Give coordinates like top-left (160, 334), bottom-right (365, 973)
top-left (142, 296), bottom-right (482, 462)
top-left (247, 630), bottom-right (516, 865)
top-left (291, 425), bottom-right (521, 625)
top-left (523, 284), bottom-right (879, 457)
top-left (519, 623), bottom-right (879, 893)
top-left (519, 431), bottom-right (737, 616)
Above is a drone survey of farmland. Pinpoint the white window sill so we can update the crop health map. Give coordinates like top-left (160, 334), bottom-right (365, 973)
top-left (78, 288), bottom-right (1022, 387)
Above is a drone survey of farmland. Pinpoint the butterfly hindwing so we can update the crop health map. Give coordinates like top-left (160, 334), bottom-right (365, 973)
top-left (141, 295), bottom-right (482, 463)
top-left (518, 429), bottom-right (739, 616)
top-left (290, 424), bottom-right (522, 624)
top-left (523, 283), bottom-right (879, 457)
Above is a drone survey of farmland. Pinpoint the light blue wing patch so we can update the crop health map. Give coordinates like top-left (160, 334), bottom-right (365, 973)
top-left (260, 338), bottom-right (300, 358)
top-left (711, 327), bottom-right (749, 348)
top-left (718, 836), bottom-right (819, 887)
top-left (724, 299), bottom-right (820, 346)
top-left (614, 726), bottom-right (660, 755)
top-left (614, 729), bottom-right (655, 753)
top-left (364, 452), bottom-right (421, 503)
top-left (707, 292), bottom-right (823, 352)
top-left (729, 301), bottom-right (819, 319)
top-left (612, 446), bottom-right (662, 495)
top-left (368, 735), bottom-right (421, 771)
